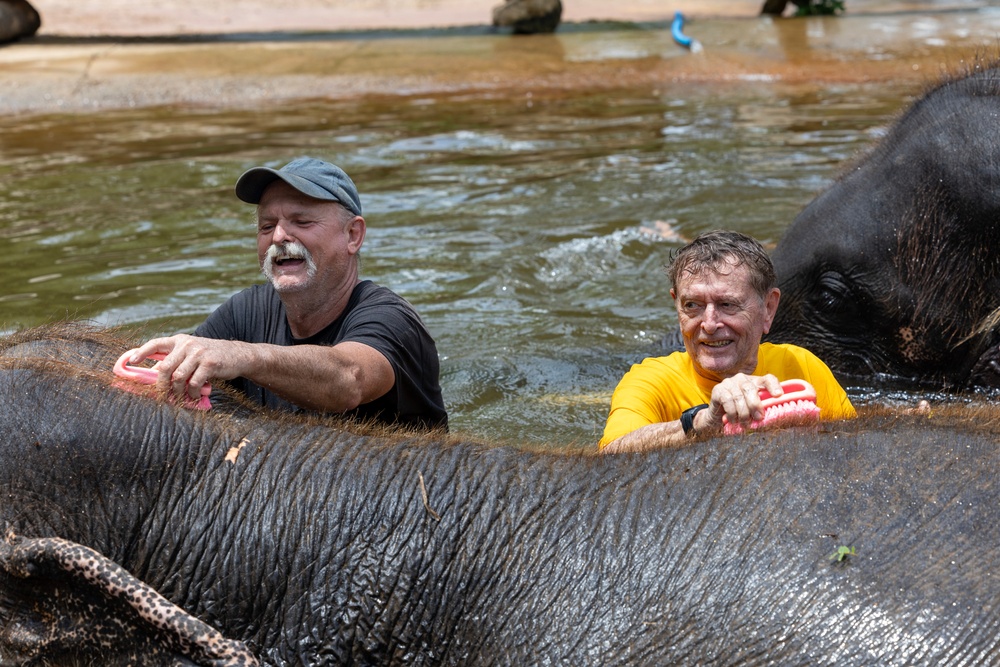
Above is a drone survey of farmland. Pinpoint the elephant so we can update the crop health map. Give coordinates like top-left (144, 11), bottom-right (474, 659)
top-left (767, 61), bottom-right (1000, 392)
top-left (3, 322), bottom-right (1000, 665)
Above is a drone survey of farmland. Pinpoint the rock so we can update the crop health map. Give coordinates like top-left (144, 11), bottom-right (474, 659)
top-left (0, 0), bottom-right (40, 44)
top-left (492, 0), bottom-right (562, 35)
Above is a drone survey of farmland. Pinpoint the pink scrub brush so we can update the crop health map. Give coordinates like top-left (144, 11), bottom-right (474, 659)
top-left (113, 349), bottom-right (212, 411)
top-left (722, 379), bottom-right (820, 435)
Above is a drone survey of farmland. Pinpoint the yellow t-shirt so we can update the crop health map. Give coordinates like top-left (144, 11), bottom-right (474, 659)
top-left (599, 342), bottom-right (856, 448)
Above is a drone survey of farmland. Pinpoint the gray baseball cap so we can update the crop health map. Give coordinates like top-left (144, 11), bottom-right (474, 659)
top-left (234, 156), bottom-right (362, 216)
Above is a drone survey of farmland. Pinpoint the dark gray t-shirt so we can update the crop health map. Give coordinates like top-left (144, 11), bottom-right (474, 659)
top-left (195, 280), bottom-right (447, 430)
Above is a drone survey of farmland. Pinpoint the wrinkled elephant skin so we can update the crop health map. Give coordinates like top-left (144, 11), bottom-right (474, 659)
top-left (768, 63), bottom-right (1000, 391)
top-left (2, 324), bottom-right (1000, 665)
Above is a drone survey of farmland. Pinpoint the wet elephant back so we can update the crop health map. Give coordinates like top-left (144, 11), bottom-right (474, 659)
top-left (429, 422), bottom-right (1000, 665)
top-left (2, 335), bottom-right (1000, 664)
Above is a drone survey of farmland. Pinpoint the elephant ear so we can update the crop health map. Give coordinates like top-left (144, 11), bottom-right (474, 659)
top-left (0, 534), bottom-right (258, 666)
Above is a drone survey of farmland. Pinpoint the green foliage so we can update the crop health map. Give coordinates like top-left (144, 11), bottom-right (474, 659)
top-left (795, 0), bottom-right (845, 16)
top-left (829, 545), bottom-right (856, 562)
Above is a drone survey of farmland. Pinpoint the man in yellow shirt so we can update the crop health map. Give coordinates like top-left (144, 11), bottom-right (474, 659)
top-left (600, 230), bottom-right (855, 453)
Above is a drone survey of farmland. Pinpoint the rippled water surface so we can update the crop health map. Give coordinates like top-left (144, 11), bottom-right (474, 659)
top-left (0, 33), bottom-right (955, 446)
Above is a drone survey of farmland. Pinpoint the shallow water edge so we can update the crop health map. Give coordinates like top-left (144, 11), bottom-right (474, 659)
top-left (3, 7), bottom-right (1000, 115)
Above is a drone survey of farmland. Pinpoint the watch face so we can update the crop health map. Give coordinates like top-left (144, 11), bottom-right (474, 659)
top-left (681, 404), bottom-right (707, 434)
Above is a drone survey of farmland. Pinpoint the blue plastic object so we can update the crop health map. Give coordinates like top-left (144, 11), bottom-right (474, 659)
top-left (671, 11), bottom-right (693, 48)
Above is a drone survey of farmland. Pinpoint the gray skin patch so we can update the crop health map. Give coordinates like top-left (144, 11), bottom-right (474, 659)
top-left (0, 532), bottom-right (259, 666)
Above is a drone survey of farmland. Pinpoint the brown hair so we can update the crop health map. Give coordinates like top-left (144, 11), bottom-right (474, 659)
top-left (666, 230), bottom-right (776, 298)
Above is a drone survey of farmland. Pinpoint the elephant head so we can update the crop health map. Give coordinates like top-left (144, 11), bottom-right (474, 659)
top-left (768, 61), bottom-right (1000, 392)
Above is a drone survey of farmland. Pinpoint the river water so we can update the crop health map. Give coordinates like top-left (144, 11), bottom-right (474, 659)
top-left (1, 6), bottom-right (997, 446)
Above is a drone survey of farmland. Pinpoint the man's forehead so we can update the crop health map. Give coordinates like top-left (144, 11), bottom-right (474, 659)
top-left (258, 186), bottom-right (343, 217)
top-left (259, 180), bottom-right (348, 209)
top-left (675, 262), bottom-right (755, 295)
top-left (678, 259), bottom-right (745, 283)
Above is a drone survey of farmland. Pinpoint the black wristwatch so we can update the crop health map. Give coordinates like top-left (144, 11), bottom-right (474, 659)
top-left (680, 403), bottom-right (710, 435)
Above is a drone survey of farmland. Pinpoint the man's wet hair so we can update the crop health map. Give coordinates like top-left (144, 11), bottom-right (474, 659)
top-left (665, 230), bottom-right (777, 298)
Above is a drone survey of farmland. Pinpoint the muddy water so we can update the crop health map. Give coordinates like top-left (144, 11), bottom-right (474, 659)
top-left (0, 8), bottom-right (997, 446)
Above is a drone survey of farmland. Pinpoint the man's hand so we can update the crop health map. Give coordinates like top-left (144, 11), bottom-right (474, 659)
top-left (696, 373), bottom-right (784, 432)
top-left (130, 334), bottom-right (248, 404)
top-left (130, 334), bottom-right (394, 413)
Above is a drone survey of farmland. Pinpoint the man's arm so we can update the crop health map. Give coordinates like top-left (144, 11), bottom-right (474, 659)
top-left (601, 373), bottom-right (783, 454)
top-left (600, 419), bottom-right (693, 453)
top-left (128, 334), bottom-right (395, 413)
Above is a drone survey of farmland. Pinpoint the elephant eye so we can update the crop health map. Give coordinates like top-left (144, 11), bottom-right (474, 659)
top-left (811, 271), bottom-right (861, 322)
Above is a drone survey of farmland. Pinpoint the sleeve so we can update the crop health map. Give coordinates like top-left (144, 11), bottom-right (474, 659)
top-left (808, 369), bottom-right (857, 420)
top-left (791, 349), bottom-right (857, 421)
top-left (336, 288), bottom-right (446, 428)
top-left (338, 294), bottom-right (435, 378)
top-left (599, 358), bottom-right (689, 448)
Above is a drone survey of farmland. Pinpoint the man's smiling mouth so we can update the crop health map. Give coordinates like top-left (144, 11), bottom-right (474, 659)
top-left (262, 240), bottom-right (317, 287)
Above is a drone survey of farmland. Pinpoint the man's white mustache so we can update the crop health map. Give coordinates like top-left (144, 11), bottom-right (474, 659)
top-left (261, 241), bottom-right (317, 283)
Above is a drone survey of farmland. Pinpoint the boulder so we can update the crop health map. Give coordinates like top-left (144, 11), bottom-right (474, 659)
top-left (492, 0), bottom-right (562, 35)
top-left (0, 0), bottom-right (39, 44)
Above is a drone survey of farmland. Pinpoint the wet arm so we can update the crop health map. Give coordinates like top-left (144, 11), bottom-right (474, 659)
top-left (131, 335), bottom-right (395, 413)
top-left (601, 405), bottom-right (723, 453)
top-left (600, 373), bottom-right (782, 453)
top-left (236, 340), bottom-right (395, 412)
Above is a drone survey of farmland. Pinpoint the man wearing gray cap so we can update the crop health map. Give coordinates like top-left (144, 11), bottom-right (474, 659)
top-left (129, 156), bottom-right (447, 430)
